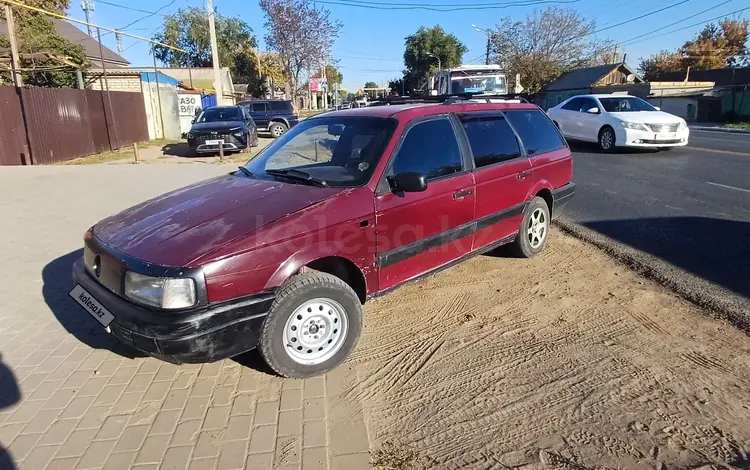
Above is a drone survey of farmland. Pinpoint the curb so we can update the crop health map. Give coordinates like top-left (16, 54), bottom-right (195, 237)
top-left (690, 126), bottom-right (750, 135)
top-left (553, 218), bottom-right (750, 334)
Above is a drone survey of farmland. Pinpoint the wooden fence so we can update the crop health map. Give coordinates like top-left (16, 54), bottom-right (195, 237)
top-left (0, 86), bottom-right (149, 165)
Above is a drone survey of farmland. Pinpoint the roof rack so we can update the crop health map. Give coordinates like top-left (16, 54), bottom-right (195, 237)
top-left (366, 93), bottom-right (531, 106)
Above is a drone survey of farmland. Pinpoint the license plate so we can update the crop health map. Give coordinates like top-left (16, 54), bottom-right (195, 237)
top-left (205, 139), bottom-right (224, 145)
top-left (656, 133), bottom-right (676, 140)
top-left (69, 284), bottom-right (115, 327)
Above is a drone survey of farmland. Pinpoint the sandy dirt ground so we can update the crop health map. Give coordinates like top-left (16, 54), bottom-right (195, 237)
top-left (346, 230), bottom-right (750, 470)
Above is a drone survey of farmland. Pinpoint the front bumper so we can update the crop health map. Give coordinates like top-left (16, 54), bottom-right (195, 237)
top-left (616, 127), bottom-right (689, 147)
top-left (72, 259), bottom-right (274, 363)
top-left (188, 133), bottom-right (248, 153)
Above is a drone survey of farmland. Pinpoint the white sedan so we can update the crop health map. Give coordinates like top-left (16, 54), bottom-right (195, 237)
top-left (546, 94), bottom-right (689, 152)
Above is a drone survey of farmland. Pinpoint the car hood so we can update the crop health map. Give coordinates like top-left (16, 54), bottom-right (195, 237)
top-left (607, 111), bottom-right (682, 124)
top-left (93, 175), bottom-right (343, 267)
top-left (190, 121), bottom-right (245, 133)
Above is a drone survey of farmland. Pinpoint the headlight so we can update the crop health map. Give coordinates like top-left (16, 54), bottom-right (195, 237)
top-left (233, 131), bottom-right (245, 138)
top-left (678, 121), bottom-right (687, 129)
top-left (620, 121), bottom-right (648, 131)
top-left (124, 272), bottom-right (196, 309)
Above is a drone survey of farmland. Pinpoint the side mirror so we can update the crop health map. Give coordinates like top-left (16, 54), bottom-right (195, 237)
top-left (190, 118), bottom-right (195, 124)
top-left (388, 172), bottom-right (427, 193)
top-left (328, 124), bottom-right (345, 136)
top-left (587, 107), bottom-right (600, 114)
top-left (653, 106), bottom-right (661, 111)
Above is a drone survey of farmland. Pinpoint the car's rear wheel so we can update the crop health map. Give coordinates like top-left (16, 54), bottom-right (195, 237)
top-left (258, 272), bottom-right (362, 378)
top-left (598, 126), bottom-right (616, 153)
top-left (269, 122), bottom-right (288, 138)
top-left (509, 197), bottom-right (550, 258)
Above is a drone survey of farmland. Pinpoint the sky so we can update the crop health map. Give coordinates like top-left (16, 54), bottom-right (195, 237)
top-left (66, 0), bottom-right (750, 93)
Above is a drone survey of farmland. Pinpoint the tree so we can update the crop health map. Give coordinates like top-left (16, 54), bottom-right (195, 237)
top-left (403, 26), bottom-right (467, 92)
top-left (260, 0), bottom-right (342, 101)
top-left (153, 7), bottom-right (259, 92)
top-left (489, 7), bottom-right (614, 93)
top-left (682, 19), bottom-right (748, 69)
top-left (364, 81), bottom-right (377, 88)
top-left (388, 78), bottom-right (405, 95)
top-left (325, 64), bottom-right (343, 87)
top-left (638, 50), bottom-right (685, 81)
top-left (0, 0), bottom-right (88, 87)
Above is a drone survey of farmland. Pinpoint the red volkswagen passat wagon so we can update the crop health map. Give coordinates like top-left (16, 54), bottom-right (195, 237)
top-left (71, 100), bottom-right (575, 378)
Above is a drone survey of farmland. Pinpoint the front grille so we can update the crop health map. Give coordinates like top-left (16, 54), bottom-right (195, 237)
top-left (640, 139), bottom-right (683, 144)
top-left (195, 134), bottom-right (237, 144)
top-left (646, 123), bottom-right (679, 133)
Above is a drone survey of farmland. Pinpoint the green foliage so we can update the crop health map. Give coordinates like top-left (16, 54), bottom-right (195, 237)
top-left (402, 26), bottom-right (467, 92)
top-left (325, 64), bottom-right (343, 86)
top-left (364, 81), bottom-right (377, 88)
top-left (0, 12), bottom-right (88, 87)
top-left (152, 7), bottom-right (257, 88)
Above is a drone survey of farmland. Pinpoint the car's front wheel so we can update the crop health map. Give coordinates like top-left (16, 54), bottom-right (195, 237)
top-left (258, 272), bottom-right (362, 378)
top-left (268, 122), bottom-right (288, 138)
top-left (509, 197), bottom-right (550, 258)
top-left (598, 126), bottom-right (616, 153)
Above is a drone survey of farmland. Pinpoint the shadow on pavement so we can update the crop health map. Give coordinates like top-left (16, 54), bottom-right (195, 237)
top-left (582, 217), bottom-right (750, 299)
top-left (567, 140), bottom-right (661, 154)
top-left (0, 353), bottom-right (19, 470)
top-left (42, 250), bottom-right (144, 359)
top-left (233, 350), bottom-right (276, 376)
top-left (161, 143), bottom-right (195, 157)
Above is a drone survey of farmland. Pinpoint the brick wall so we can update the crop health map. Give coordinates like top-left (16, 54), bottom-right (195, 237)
top-left (89, 75), bottom-right (142, 93)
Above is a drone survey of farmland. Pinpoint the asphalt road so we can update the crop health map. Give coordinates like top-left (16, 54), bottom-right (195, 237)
top-left (559, 128), bottom-right (750, 328)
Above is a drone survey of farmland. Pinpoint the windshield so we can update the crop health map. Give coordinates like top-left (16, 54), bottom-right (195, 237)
top-left (244, 117), bottom-right (397, 188)
top-left (451, 75), bottom-right (507, 94)
top-left (598, 97), bottom-right (656, 113)
top-left (197, 107), bottom-right (243, 122)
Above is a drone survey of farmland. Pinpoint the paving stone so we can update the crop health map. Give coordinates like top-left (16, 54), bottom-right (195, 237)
top-left (162, 388), bottom-right (190, 411)
top-left (198, 363), bottom-right (222, 378)
top-left (137, 360), bottom-right (162, 375)
top-left (6, 399), bottom-right (44, 424)
top-left (189, 458), bottom-right (218, 470)
top-left (46, 457), bottom-right (80, 470)
top-left (330, 453), bottom-right (372, 470)
top-left (246, 452), bottom-right (273, 470)
top-left (77, 439), bottom-right (116, 469)
top-left (302, 398), bottom-right (325, 421)
top-left (302, 378), bottom-right (325, 399)
top-left (282, 379), bottom-right (303, 391)
top-left (248, 425), bottom-right (277, 454)
top-left (280, 389), bottom-right (302, 411)
top-left (230, 394), bottom-right (255, 416)
top-left (171, 419), bottom-right (202, 447)
top-left (191, 378), bottom-right (218, 397)
top-left (7, 433), bottom-right (42, 460)
top-left (76, 404), bottom-right (112, 430)
top-left (96, 414), bottom-right (130, 440)
top-left (112, 392), bottom-right (143, 414)
top-left (203, 406), bottom-right (231, 430)
top-left (211, 386), bottom-right (233, 406)
top-left (277, 409), bottom-right (302, 437)
top-left (22, 444), bottom-right (59, 470)
top-left (301, 447), bottom-right (328, 470)
top-left (78, 376), bottom-right (110, 397)
top-left (162, 446), bottom-right (192, 470)
top-left (149, 410), bottom-right (181, 435)
top-left (93, 384), bottom-right (127, 406)
top-left (153, 363), bottom-right (180, 382)
top-left (39, 418), bottom-right (78, 445)
top-left (59, 396), bottom-right (95, 419)
top-left (143, 381), bottom-right (171, 402)
top-left (134, 434), bottom-right (171, 464)
top-left (125, 374), bottom-right (155, 394)
top-left (113, 424), bottom-right (150, 452)
top-left (302, 420), bottom-right (326, 448)
top-left (108, 366), bottom-right (138, 385)
top-left (216, 440), bottom-right (248, 470)
top-left (27, 379), bottom-right (63, 401)
top-left (237, 374), bottom-right (259, 393)
top-left (182, 396), bottom-right (211, 421)
top-left (225, 415), bottom-right (253, 441)
top-left (172, 371), bottom-right (198, 390)
top-left (328, 414), bottom-right (369, 456)
top-left (254, 401), bottom-right (279, 426)
top-left (102, 451), bottom-right (138, 470)
top-left (55, 429), bottom-right (98, 458)
top-left (194, 431), bottom-right (222, 459)
top-left (22, 408), bottom-right (61, 433)
top-left (43, 388), bottom-right (77, 410)
top-left (275, 436), bottom-right (301, 466)
top-left (0, 423), bottom-right (24, 446)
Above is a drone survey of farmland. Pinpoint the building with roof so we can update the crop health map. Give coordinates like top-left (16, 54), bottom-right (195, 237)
top-left (536, 63), bottom-right (645, 110)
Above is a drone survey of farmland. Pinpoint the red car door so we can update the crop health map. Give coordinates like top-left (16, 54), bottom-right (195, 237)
top-left (375, 115), bottom-right (475, 290)
top-left (456, 112), bottom-right (533, 250)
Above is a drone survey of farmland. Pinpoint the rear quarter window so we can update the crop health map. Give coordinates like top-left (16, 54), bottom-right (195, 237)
top-left (505, 110), bottom-right (566, 156)
top-left (269, 101), bottom-right (291, 111)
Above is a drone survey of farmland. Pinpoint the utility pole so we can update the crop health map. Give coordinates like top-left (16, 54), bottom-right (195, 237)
top-left (81, 0), bottom-right (95, 36)
top-left (485, 33), bottom-right (491, 65)
top-left (4, 4), bottom-right (23, 87)
top-left (206, 0), bottom-right (223, 104)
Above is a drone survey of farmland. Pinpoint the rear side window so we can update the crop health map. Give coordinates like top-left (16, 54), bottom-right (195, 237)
top-left (459, 113), bottom-right (521, 167)
top-left (251, 102), bottom-right (267, 112)
top-left (505, 110), bottom-right (566, 156)
top-left (269, 101), bottom-right (290, 111)
top-left (579, 97), bottom-right (599, 112)
top-left (391, 117), bottom-right (463, 180)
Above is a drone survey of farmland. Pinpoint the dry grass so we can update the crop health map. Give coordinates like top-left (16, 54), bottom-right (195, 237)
top-left (59, 138), bottom-right (181, 165)
top-left (371, 442), bottom-right (436, 470)
top-left (725, 122), bottom-right (750, 130)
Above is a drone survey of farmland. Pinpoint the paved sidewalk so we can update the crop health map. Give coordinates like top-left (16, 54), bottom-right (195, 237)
top-left (0, 165), bottom-right (373, 470)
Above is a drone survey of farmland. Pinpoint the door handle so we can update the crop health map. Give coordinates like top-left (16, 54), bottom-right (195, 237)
top-left (517, 170), bottom-right (532, 180)
top-left (453, 188), bottom-right (473, 200)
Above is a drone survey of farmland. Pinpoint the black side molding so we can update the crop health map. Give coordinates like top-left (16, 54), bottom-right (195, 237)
top-left (551, 182), bottom-right (576, 218)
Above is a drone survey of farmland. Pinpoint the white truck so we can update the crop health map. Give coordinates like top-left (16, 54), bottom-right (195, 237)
top-left (429, 64), bottom-right (521, 96)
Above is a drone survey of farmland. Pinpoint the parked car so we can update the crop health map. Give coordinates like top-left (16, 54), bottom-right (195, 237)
top-left (186, 106), bottom-right (258, 154)
top-left (238, 99), bottom-right (299, 138)
top-left (546, 94), bottom-right (689, 152)
top-left (70, 100), bottom-right (574, 378)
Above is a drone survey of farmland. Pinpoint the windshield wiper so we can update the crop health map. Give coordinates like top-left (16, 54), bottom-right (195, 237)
top-left (265, 168), bottom-right (328, 187)
top-left (236, 166), bottom-right (254, 178)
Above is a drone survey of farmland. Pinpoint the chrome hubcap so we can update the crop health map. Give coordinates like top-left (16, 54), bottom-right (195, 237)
top-left (527, 208), bottom-right (548, 249)
top-left (601, 131), bottom-right (613, 149)
top-left (282, 298), bottom-right (348, 365)
top-left (272, 126), bottom-right (284, 137)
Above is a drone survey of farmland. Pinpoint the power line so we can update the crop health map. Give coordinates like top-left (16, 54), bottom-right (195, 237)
top-left (95, 0), bottom-right (170, 17)
top-left (312, 0), bottom-right (580, 12)
top-left (336, 54), bottom-right (402, 62)
top-left (621, 4), bottom-right (750, 47)
top-left (585, 0), bottom-right (691, 37)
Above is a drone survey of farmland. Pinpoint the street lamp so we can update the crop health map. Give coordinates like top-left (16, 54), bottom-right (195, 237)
top-left (471, 24), bottom-right (493, 65)
top-left (425, 52), bottom-right (441, 71)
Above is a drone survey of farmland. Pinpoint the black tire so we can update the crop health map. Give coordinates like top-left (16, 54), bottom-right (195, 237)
top-left (509, 197), bottom-right (551, 258)
top-left (658, 147), bottom-right (672, 151)
top-left (268, 122), bottom-right (288, 138)
top-left (598, 126), bottom-right (616, 153)
top-left (258, 272), bottom-right (362, 378)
